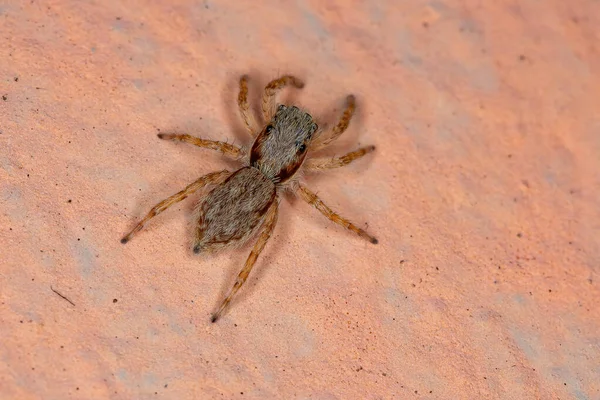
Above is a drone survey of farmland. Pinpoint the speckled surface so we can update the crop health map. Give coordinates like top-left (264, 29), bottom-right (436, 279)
top-left (1, 1), bottom-right (599, 399)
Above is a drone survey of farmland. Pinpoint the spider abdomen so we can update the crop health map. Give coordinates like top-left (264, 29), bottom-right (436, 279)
top-left (193, 167), bottom-right (276, 254)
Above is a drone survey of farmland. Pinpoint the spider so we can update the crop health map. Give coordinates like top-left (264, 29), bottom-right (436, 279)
top-left (120, 74), bottom-right (378, 322)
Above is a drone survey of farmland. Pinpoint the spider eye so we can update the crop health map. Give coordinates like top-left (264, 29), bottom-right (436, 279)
top-left (277, 104), bottom-right (286, 112)
top-left (265, 125), bottom-right (274, 134)
top-left (298, 143), bottom-right (307, 153)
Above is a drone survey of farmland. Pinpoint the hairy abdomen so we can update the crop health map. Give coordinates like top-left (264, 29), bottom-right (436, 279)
top-left (193, 167), bottom-right (276, 254)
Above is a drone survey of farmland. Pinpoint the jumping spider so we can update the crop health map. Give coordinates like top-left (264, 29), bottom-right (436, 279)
top-left (121, 74), bottom-right (378, 322)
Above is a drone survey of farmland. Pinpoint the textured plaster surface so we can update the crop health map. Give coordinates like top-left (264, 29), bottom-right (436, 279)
top-left (1, 1), bottom-right (599, 399)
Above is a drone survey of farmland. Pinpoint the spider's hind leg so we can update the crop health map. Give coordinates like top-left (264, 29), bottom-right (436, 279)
top-left (211, 201), bottom-right (279, 322)
top-left (296, 184), bottom-right (377, 244)
top-left (120, 170), bottom-right (231, 244)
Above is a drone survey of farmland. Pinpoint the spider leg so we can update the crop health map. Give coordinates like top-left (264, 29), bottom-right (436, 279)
top-left (311, 95), bottom-right (356, 151)
top-left (211, 200), bottom-right (279, 322)
top-left (237, 75), bottom-right (261, 138)
top-left (262, 75), bottom-right (305, 122)
top-left (120, 170), bottom-right (231, 244)
top-left (297, 185), bottom-right (378, 244)
top-left (304, 145), bottom-right (375, 172)
top-left (158, 134), bottom-right (242, 160)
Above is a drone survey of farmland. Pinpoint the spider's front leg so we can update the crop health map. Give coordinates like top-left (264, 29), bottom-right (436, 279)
top-left (157, 134), bottom-right (242, 160)
top-left (304, 145), bottom-right (375, 172)
top-left (311, 95), bottom-right (356, 151)
top-left (262, 75), bottom-right (305, 122)
top-left (237, 75), bottom-right (261, 138)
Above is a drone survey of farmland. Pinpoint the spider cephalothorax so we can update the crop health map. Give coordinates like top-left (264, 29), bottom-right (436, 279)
top-left (250, 104), bottom-right (318, 183)
top-left (121, 74), bottom-right (377, 322)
